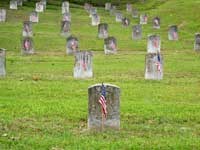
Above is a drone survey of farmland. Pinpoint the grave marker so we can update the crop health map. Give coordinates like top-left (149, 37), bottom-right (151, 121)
top-left (115, 12), bottom-right (123, 22)
top-left (88, 83), bottom-right (120, 130)
top-left (22, 37), bottom-right (34, 54)
top-left (194, 33), bottom-right (200, 51)
top-left (126, 3), bottom-right (132, 13)
top-left (10, 0), bottom-right (18, 10)
top-left (105, 3), bottom-right (111, 11)
top-left (104, 37), bottom-right (117, 54)
top-left (147, 35), bottom-right (160, 53)
top-left (0, 48), bottom-right (6, 76)
top-left (29, 11), bottom-right (39, 23)
top-left (89, 7), bottom-right (97, 18)
top-left (35, 2), bottom-right (44, 12)
top-left (153, 17), bottom-right (160, 29)
top-left (0, 9), bottom-right (6, 22)
top-left (17, 0), bottom-right (23, 6)
top-left (145, 53), bottom-right (163, 80)
top-left (22, 21), bottom-right (32, 37)
top-left (122, 17), bottom-right (130, 27)
top-left (61, 21), bottom-right (70, 37)
top-left (132, 8), bottom-right (139, 18)
top-left (110, 5), bottom-right (116, 16)
top-left (74, 51), bottom-right (93, 79)
top-left (140, 14), bottom-right (148, 24)
top-left (62, 1), bottom-right (69, 14)
top-left (98, 23), bottom-right (108, 39)
top-left (66, 36), bottom-right (79, 55)
top-left (168, 25), bottom-right (178, 40)
top-left (84, 3), bottom-right (91, 12)
top-left (132, 25), bottom-right (142, 40)
top-left (91, 14), bottom-right (100, 26)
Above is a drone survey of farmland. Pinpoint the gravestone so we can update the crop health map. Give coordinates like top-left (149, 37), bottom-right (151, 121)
top-left (168, 25), bottom-right (178, 40)
top-left (17, 0), bottom-right (23, 6)
top-left (61, 21), bottom-right (70, 37)
top-left (98, 23), bottom-right (108, 39)
top-left (140, 14), bottom-right (148, 24)
top-left (41, 0), bottom-right (47, 10)
top-left (74, 51), bottom-right (93, 79)
top-left (91, 14), bottom-right (100, 26)
top-left (147, 35), bottom-right (160, 53)
top-left (104, 37), bottom-right (117, 54)
top-left (22, 21), bottom-right (32, 37)
top-left (84, 3), bottom-right (91, 12)
top-left (145, 53), bottom-right (163, 80)
top-left (22, 37), bottom-right (34, 54)
top-left (89, 7), bottom-right (97, 18)
top-left (122, 17), bottom-right (130, 27)
top-left (126, 3), bottom-right (132, 13)
top-left (194, 33), bottom-right (200, 51)
top-left (62, 1), bottom-right (69, 14)
top-left (62, 12), bottom-right (71, 22)
top-left (132, 25), bottom-right (142, 40)
top-left (0, 9), bottom-right (6, 22)
top-left (35, 2), bottom-right (44, 12)
top-left (115, 12), bottom-right (123, 22)
top-left (153, 17), bottom-right (160, 29)
top-left (29, 11), bottom-right (39, 23)
top-left (132, 8), bottom-right (139, 18)
top-left (110, 5), bottom-right (116, 16)
top-left (10, 0), bottom-right (18, 10)
top-left (105, 3), bottom-right (111, 11)
top-left (88, 83), bottom-right (120, 130)
top-left (66, 36), bottom-right (79, 55)
top-left (0, 48), bottom-right (6, 76)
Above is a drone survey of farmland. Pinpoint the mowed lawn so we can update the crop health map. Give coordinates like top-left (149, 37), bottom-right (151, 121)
top-left (0, 0), bottom-right (200, 149)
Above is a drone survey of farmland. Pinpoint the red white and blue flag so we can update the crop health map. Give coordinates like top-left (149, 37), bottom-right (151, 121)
top-left (156, 53), bottom-right (161, 73)
top-left (99, 84), bottom-right (107, 118)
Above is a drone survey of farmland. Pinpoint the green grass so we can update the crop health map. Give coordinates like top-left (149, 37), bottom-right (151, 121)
top-left (0, 0), bottom-right (200, 149)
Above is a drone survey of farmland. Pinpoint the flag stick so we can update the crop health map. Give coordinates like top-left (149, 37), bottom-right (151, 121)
top-left (101, 107), bottom-right (104, 131)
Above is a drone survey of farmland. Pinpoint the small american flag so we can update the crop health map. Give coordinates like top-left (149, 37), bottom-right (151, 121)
top-left (99, 84), bottom-right (107, 118)
top-left (156, 54), bottom-right (161, 73)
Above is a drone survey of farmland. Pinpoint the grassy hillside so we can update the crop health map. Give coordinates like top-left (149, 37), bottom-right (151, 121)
top-left (0, 0), bottom-right (200, 149)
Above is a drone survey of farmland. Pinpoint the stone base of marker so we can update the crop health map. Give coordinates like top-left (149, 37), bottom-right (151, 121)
top-left (145, 53), bottom-right (163, 80)
top-left (88, 83), bottom-right (120, 130)
top-left (0, 48), bottom-right (6, 76)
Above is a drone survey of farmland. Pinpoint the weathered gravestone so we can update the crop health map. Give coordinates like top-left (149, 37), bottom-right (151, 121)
top-left (0, 48), bottom-right (6, 76)
top-left (132, 8), bottom-right (139, 18)
top-left (35, 2), bottom-right (44, 13)
top-left (88, 83), bottom-right (120, 130)
top-left (98, 23), bottom-right (108, 39)
top-left (145, 53), bottom-right (163, 80)
top-left (62, 12), bottom-right (71, 22)
top-left (140, 14), bottom-right (148, 24)
top-left (84, 3), bottom-right (91, 13)
top-left (122, 17), bottom-right (130, 27)
top-left (62, 1), bottom-right (69, 14)
top-left (126, 3), bottom-right (132, 13)
top-left (115, 12), bottom-right (123, 22)
top-left (104, 37), bottom-right (117, 54)
top-left (22, 21), bottom-right (32, 37)
top-left (147, 35), bottom-right (160, 53)
top-left (91, 14), bottom-right (100, 26)
top-left (194, 33), bottom-right (200, 51)
top-left (89, 7), bottom-right (97, 18)
top-left (10, 0), bottom-right (18, 10)
top-left (105, 3), bottom-right (111, 11)
top-left (74, 51), bottom-right (93, 79)
top-left (41, 0), bottom-right (47, 10)
top-left (17, 0), bottom-right (23, 6)
top-left (0, 9), bottom-right (6, 22)
top-left (153, 17), bottom-right (160, 29)
top-left (110, 5), bottom-right (116, 16)
top-left (61, 21), bottom-right (70, 37)
top-left (22, 37), bottom-right (34, 54)
top-left (29, 11), bottom-right (39, 23)
top-left (168, 25), bottom-right (178, 40)
top-left (132, 25), bottom-right (142, 40)
top-left (66, 36), bottom-right (79, 55)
